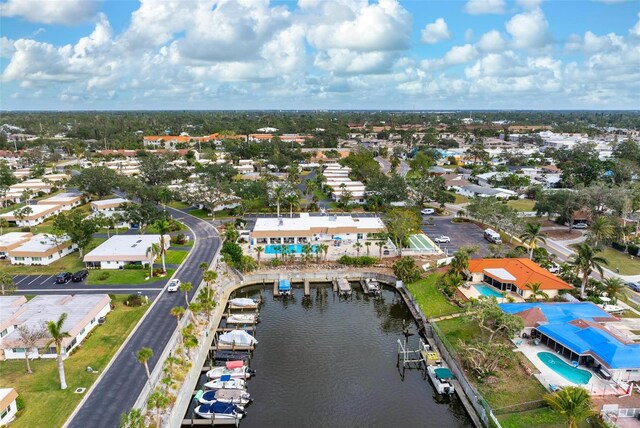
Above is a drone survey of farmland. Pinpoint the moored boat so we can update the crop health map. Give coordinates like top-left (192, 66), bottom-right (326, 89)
top-left (229, 297), bottom-right (259, 310)
top-left (427, 365), bottom-right (455, 395)
top-left (226, 313), bottom-right (258, 324)
top-left (194, 401), bottom-right (244, 424)
top-left (203, 374), bottom-right (246, 390)
top-left (206, 360), bottom-right (255, 380)
top-left (196, 389), bottom-right (252, 406)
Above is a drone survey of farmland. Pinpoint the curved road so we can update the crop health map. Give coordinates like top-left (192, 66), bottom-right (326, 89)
top-left (67, 207), bottom-right (220, 428)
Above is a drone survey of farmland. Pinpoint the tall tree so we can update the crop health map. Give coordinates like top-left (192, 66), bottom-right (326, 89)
top-left (16, 322), bottom-right (48, 374)
top-left (544, 386), bottom-right (596, 428)
top-left (570, 243), bottom-right (608, 299)
top-left (46, 313), bottom-right (71, 390)
top-left (384, 208), bottom-right (422, 256)
top-left (69, 166), bottom-right (119, 198)
top-left (136, 347), bottom-right (153, 383)
top-left (519, 223), bottom-right (547, 260)
top-left (152, 219), bottom-right (170, 272)
top-left (179, 281), bottom-right (193, 307)
top-left (587, 216), bottom-right (614, 247)
top-left (466, 298), bottom-right (524, 344)
top-left (119, 408), bottom-right (146, 428)
top-left (0, 271), bottom-right (16, 295)
top-left (52, 210), bottom-right (97, 257)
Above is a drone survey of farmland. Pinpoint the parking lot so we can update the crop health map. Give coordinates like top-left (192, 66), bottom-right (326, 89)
top-left (11, 274), bottom-right (168, 292)
top-left (421, 217), bottom-right (492, 257)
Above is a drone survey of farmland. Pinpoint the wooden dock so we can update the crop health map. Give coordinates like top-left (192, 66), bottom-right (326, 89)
top-left (182, 419), bottom-right (239, 426)
top-left (332, 279), bottom-right (338, 292)
top-left (216, 326), bottom-right (255, 333)
top-left (273, 280), bottom-right (279, 297)
top-left (211, 343), bottom-right (255, 351)
top-left (304, 278), bottom-right (310, 296)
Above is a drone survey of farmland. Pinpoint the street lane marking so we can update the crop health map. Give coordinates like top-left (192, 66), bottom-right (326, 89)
top-left (14, 276), bottom-right (30, 285)
top-left (40, 275), bottom-right (54, 286)
top-left (27, 275), bottom-right (42, 285)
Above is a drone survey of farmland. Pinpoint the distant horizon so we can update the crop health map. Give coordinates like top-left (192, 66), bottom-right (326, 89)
top-left (1, 0), bottom-right (639, 110)
top-left (2, 109), bottom-right (640, 114)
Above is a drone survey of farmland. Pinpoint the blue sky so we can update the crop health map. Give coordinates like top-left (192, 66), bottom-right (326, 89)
top-left (1, 0), bottom-right (639, 110)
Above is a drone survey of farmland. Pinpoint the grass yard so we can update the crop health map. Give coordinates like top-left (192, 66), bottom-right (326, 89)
top-left (451, 193), bottom-right (469, 204)
top-left (507, 199), bottom-right (536, 212)
top-left (164, 249), bottom-right (189, 265)
top-left (0, 238), bottom-right (107, 275)
top-left (167, 201), bottom-right (191, 209)
top-left (0, 295), bottom-right (148, 428)
top-left (86, 268), bottom-right (174, 285)
top-left (498, 408), bottom-right (566, 428)
top-left (187, 209), bottom-right (212, 219)
top-left (596, 247), bottom-right (640, 275)
top-left (407, 274), bottom-right (463, 318)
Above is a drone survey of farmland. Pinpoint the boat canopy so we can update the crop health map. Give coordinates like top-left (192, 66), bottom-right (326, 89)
top-left (219, 330), bottom-right (258, 346)
top-left (230, 298), bottom-right (256, 307)
top-left (199, 401), bottom-right (237, 414)
top-left (226, 360), bottom-right (244, 369)
top-left (220, 374), bottom-right (232, 382)
top-left (434, 367), bottom-right (454, 380)
top-left (279, 279), bottom-right (291, 291)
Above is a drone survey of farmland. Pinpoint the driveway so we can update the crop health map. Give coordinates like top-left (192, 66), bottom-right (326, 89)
top-left (421, 216), bottom-right (491, 257)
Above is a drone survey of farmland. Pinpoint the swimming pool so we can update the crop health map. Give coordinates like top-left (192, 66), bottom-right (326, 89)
top-left (264, 244), bottom-right (319, 255)
top-left (473, 284), bottom-right (503, 298)
top-left (538, 352), bottom-right (592, 384)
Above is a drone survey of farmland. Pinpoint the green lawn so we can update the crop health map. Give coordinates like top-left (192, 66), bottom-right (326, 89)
top-left (507, 199), bottom-right (536, 212)
top-left (188, 209), bottom-right (212, 219)
top-left (407, 274), bottom-right (462, 318)
top-left (0, 238), bottom-right (107, 275)
top-left (167, 201), bottom-right (191, 209)
top-left (145, 221), bottom-right (187, 233)
top-left (86, 268), bottom-right (174, 285)
top-left (164, 249), bottom-right (189, 265)
top-left (597, 247), bottom-right (640, 275)
top-left (498, 407), bottom-right (566, 428)
top-left (0, 295), bottom-right (148, 428)
top-left (452, 193), bottom-right (469, 204)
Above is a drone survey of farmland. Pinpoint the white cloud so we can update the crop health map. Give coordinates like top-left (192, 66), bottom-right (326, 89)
top-left (630, 12), bottom-right (640, 36)
top-left (505, 8), bottom-right (552, 50)
top-left (0, 0), bottom-right (99, 25)
top-left (477, 30), bottom-right (506, 52)
top-left (0, 37), bottom-right (15, 58)
top-left (464, 0), bottom-right (505, 15)
top-left (420, 18), bottom-right (452, 44)
top-left (565, 31), bottom-right (625, 53)
top-left (421, 44), bottom-right (478, 70)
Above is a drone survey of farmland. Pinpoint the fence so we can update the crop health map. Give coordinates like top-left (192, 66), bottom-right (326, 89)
top-left (429, 321), bottom-right (502, 428)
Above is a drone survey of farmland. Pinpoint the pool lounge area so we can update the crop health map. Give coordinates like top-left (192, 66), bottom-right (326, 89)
top-left (456, 282), bottom-right (524, 302)
top-left (264, 244), bottom-right (319, 255)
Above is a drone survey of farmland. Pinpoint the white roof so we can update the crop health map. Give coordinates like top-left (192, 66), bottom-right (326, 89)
top-left (38, 192), bottom-right (82, 203)
top-left (83, 234), bottom-right (168, 262)
top-left (12, 233), bottom-right (71, 253)
top-left (91, 197), bottom-right (129, 208)
top-left (0, 295), bottom-right (27, 326)
top-left (484, 268), bottom-right (516, 282)
top-left (0, 204), bottom-right (60, 218)
top-left (0, 232), bottom-right (32, 247)
top-left (253, 215), bottom-right (384, 233)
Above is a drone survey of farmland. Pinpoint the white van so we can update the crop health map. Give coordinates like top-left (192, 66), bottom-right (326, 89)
top-left (484, 228), bottom-right (502, 244)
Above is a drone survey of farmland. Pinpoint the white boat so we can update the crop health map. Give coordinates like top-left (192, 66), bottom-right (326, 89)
top-left (229, 297), bottom-right (259, 309)
top-left (226, 313), bottom-right (258, 324)
top-left (196, 389), bottom-right (252, 406)
top-left (203, 375), bottom-right (246, 390)
top-left (206, 361), bottom-right (254, 380)
top-left (218, 330), bottom-right (258, 347)
top-left (194, 401), bottom-right (244, 424)
top-left (427, 365), bottom-right (455, 395)
top-left (363, 278), bottom-right (381, 296)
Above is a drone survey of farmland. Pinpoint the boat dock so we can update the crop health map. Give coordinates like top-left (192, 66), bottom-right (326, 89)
top-left (210, 343), bottom-right (255, 351)
top-left (181, 419), bottom-right (240, 426)
top-left (216, 326), bottom-right (256, 333)
top-left (335, 278), bottom-right (352, 296)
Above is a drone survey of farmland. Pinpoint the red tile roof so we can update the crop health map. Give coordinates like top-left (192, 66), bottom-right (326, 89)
top-left (467, 258), bottom-right (573, 291)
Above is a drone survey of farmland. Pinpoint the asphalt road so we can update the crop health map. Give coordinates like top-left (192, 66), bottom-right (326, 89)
top-left (421, 216), bottom-right (491, 257)
top-left (67, 206), bottom-right (220, 428)
top-left (13, 274), bottom-right (169, 292)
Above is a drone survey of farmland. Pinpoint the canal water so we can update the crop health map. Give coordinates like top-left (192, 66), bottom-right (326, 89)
top-left (188, 283), bottom-right (472, 427)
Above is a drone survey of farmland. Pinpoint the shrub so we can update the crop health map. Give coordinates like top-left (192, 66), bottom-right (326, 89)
top-left (123, 264), bottom-right (144, 270)
top-left (16, 395), bottom-right (25, 411)
top-left (125, 293), bottom-right (144, 307)
top-left (338, 255), bottom-right (377, 266)
top-left (153, 268), bottom-right (165, 276)
top-left (393, 257), bottom-right (422, 284)
top-left (171, 233), bottom-right (187, 245)
top-left (20, 227), bottom-right (31, 233)
top-left (612, 242), bottom-right (627, 252)
top-left (628, 243), bottom-right (639, 256)
top-left (97, 272), bottom-right (110, 281)
top-left (270, 259), bottom-right (282, 267)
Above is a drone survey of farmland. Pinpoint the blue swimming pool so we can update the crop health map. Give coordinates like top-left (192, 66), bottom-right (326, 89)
top-left (538, 352), bottom-right (592, 384)
top-left (264, 244), bottom-right (319, 255)
top-left (473, 284), bottom-right (503, 298)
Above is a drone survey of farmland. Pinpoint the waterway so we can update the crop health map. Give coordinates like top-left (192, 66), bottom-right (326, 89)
top-left (187, 283), bottom-right (472, 427)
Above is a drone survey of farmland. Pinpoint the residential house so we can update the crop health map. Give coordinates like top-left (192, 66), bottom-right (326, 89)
top-left (0, 388), bottom-right (18, 425)
top-left (0, 232), bottom-right (32, 259)
top-left (37, 192), bottom-right (84, 211)
top-left (83, 234), bottom-right (170, 269)
top-left (0, 204), bottom-right (64, 227)
top-left (8, 233), bottom-right (77, 266)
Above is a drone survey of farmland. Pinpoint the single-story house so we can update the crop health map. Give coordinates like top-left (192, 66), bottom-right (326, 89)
top-left (0, 388), bottom-right (19, 425)
top-left (465, 258), bottom-right (574, 300)
top-left (500, 302), bottom-right (640, 383)
top-left (0, 294), bottom-right (111, 360)
top-left (250, 213), bottom-right (385, 245)
top-left (90, 197), bottom-right (130, 212)
top-left (37, 192), bottom-right (84, 210)
top-left (0, 203), bottom-right (64, 227)
top-left (0, 232), bottom-right (33, 259)
top-left (8, 233), bottom-right (77, 266)
top-left (83, 234), bottom-right (170, 269)
top-left (455, 184), bottom-right (517, 199)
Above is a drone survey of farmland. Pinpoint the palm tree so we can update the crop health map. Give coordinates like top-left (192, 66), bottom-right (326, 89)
top-left (272, 185), bottom-right (284, 217)
top-left (571, 243), bottom-right (608, 299)
top-left (284, 192), bottom-right (300, 218)
top-left (14, 206), bottom-right (33, 225)
top-left (587, 216), bottom-right (614, 247)
top-left (602, 277), bottom-right (624, 303)
top-left (0, 218), bottom-right (8, 235)
top-left (46, 313), bottom-right (71, 390)
top-left (199, 262), bottom-right (209, 272)
top-left (524, 282), bottom-right (549, 301)
top-left (544, 386), bottom-right (596, 428)
top-left (179, 281), bottom-right (193, 306)
top-left (255, 246), bottom-right (264, 265)
top-left (170, 306), bottom-right (185, 346)
top-left (153, 220), bottom-right (171, 272)
top-left (519, 223), bottom-right (547, 260)
top-left (449, 250), bottom-right (470, 277)
top-left (302, 243), bottom-right (312, 264)
top-left (136, 347), bottom-right (153, 382)
top-left (365, 241), bottom-right (371, 257)
top-left (119, 408), bottom-right (145, 428)
top-left (354, 242), bottom-right (362, 257)
top-left (147, 389), bottom-right (169, 428)
top-left (0, 271), bottom-right (16, 296)
top-left (376, 241), bottom-right (385, 260)
top-left (149, 243), bottom-right (160, 278)
top-left (319, 243), bottom-right (329, 262)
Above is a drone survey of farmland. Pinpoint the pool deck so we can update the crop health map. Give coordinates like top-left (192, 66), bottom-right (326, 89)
top-left (513, 341), bottom-right (623, 396)
top-left (456, 283), bottom-right (524, 302)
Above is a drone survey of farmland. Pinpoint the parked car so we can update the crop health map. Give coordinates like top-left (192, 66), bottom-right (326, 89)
top-left (547, 263), bottom-right (560, 274)
top-left (167, 279), bottom-right (181, 292)
top-left (434, 235), bottom-right (451, 243)
top-left (71, 269), bottom-right (89, 282)
top-left (55, 272), bottom-right (72, 284)
top-left (627, 282), bottom-right (640, 293)
top-left (421, 208), bottom-right (435, 215)
top-left (571, 223), bottom-right (588, 229)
